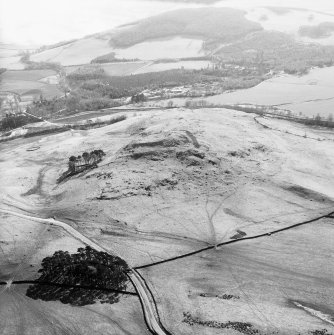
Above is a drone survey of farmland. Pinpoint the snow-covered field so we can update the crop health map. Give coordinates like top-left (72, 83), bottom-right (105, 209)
top-left (1, 107), bottom-right (333, 334)
top-left (30, 36), bottom-right (205, 66)
top-left (133, 60), bottom-right (211, 74)
top-left (171, 66), bottom-right (334, 118)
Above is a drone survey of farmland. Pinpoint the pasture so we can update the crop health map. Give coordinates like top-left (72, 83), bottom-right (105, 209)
top-left (65, 61), bottom-right (149, 76)
top-left (31, 36), bottom-right (205, 66)
top-left (30, 37), bottom-right (115, 66)
top-left (133, 60), bottom-right (212, 74)
top-left (113, 37), bottom-right (204, 60)
top-left (0, 69), bottom-right (62, 98)
top-left (189, 66), bottom-right (334, 118)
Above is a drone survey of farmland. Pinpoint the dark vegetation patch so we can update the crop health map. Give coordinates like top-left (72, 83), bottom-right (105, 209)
top-left (108, 8), bottom-right (262, 48)
top-left (26, 246), bottom-right (129, 306)
top-left (285, 185), bottom-right (329, 203)
top-left (299, 22), bottom-right (334, 39)
top-left (20, 52), bottom-right (62, 71)
top-left (58, 149), bottom-right (106, 183)
top-left (228, 149), bottom-right (251, 158)
top-left (91, 51), bottom-right (140, 64)
top-left (230, 230), bottom-right (247, 240)
top-left (215, 31), bottom-right (334, 75)
top-left (183, 312), bottom-right (259, 334)
top-left (199, 293), bottom-right (240, 300)
top-left (266, 6), bottom-right (291, 15)
top-left (215, 104), bottom-right (334, 129)
top-left (1, 113), bottom-right (41, 131)
top-left (310, 330), bottom-right (333, 335)
top-left (22, 167), bottom-right (46, 196)
top-left (185, 130), bottom-right (200, 148)
top-left (1, 115), bottom-right (125, 142)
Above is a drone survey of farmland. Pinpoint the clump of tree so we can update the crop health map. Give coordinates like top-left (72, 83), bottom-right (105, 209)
top-left (26, 246), bottom-right (129, 306)
top-left (67, 66), bottom-right (107, 81)
top-left (91, 52), bottom-right (140, 64)
top-left (28, 95), bottom-right (66, 119)
top-left (1, 113), bottom-right (40, 131)
top-left (185, 99), bottom-right (208, 108)
top-left (131, 93), bottom-right (147, 104)
top-left (20, 52), bottom-right (62, 71)
top-left (0, 68), bottom-right (6, 75)
top-left (68, 149), bottom-right (106, 174)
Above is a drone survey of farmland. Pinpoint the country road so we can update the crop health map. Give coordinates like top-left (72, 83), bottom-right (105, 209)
top-left (0, 208), bottom-right (169, 335)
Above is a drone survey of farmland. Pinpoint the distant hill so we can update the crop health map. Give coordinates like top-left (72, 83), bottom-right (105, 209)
top-left (299, 22), bottom-right (334, 39)
top-left (107, 8), bottom-right (263, 48)
top-left (27, 6), bottom-right (334, 68)
top-left (150, 0), bottom-right (220, 3)
top-left (215, 30), bottom-right (334, 74)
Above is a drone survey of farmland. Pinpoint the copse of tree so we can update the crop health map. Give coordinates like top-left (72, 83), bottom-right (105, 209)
top-left (67, 66), bottom-right (107, 81)
top-left (131, 93), bottom-right (147, 104)
top-left (0, 113), bottom-right (40, 131)
top-left (68, 149), bottom-right (106, 173)
top-left (26, 246), bottom-right (129, 306)
top-left (91, 52), bottom-right (140, 64)
top-left (20, 52), bottom-right (62, 71)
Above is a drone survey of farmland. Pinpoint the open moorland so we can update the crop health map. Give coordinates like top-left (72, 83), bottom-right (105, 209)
top-left (1, 4), bottom-right (334, 335)
top-left (1, 107), bottom-right (333, 334)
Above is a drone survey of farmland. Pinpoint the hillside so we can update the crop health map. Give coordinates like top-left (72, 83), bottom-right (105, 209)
top-left (1, 108), bottom-right (334, 334)
top-left (107, 7), bottom-right (263, 48)
top-left (299, 22), bottom-right (334, 39)
top-left (214, 30), bottom-right (334, 73)
top-left (26, 6), bottom-right (334, 67)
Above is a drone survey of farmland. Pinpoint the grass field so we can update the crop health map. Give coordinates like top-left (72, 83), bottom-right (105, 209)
top-left (30, 37), bottom-right (114, 66)
top-left (1, 107), bottom-right (333, 334)
top-left (33, 36), bottom-right (205, 66)
top-left (113, 37), bottom-right (205, 60)
top-left (65, 61), bottom-right (149, 76)
top-left (0, 69), bottom-right (62, 98)
top-left (29, 7), bottom-right (261, 66)
top-left (133, 60), bottom-right (212, 74)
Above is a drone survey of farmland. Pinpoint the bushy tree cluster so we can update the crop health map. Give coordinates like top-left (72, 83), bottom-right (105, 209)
top-left (26, 246), bottom-right (129, 306)
top-left (68, 149), bottom-right (106, 173)
top-left (0, 113), bottom-right (39, 131)
top-left (131, 93), bottom-right (147, 103)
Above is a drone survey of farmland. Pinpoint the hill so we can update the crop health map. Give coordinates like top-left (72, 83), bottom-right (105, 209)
top-left (107, 7), bottom-right (263, 48)
top-left (1, 107), bottom-right (334, 334)
top-left (214, 30), bottom-right (334, 74)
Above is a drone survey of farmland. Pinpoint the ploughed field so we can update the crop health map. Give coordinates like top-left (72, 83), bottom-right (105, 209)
top-left (0, 107), bottom-right (333, 334)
